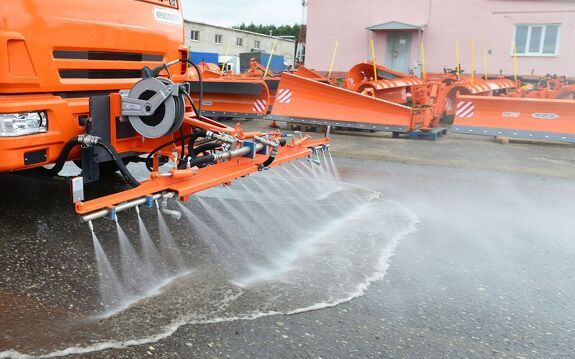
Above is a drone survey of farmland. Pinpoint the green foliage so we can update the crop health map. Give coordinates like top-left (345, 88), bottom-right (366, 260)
top-left (233, 23), bottom-right (301, 38)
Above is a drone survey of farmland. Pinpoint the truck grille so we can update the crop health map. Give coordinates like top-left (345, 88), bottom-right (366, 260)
top-left (59, 69), bottom-right (143, 79)
top-left (54, 51), bottom-right (163, 79)
top-left (53, 50), bottom-right (163, 62)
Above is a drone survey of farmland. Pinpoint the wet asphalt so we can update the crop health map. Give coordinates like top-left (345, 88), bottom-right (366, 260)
top-left (1, 120), bottom-right (575, 358)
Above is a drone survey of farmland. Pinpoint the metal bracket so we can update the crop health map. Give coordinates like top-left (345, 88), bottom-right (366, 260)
top-left (121, 79), bottom-right (179, 117)
top-left (70, 176), bottom-right (85, 203)
top-left (105, 207), bottom-right (117, 221)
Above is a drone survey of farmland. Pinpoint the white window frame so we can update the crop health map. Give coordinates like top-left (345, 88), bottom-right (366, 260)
top-left (512, 24), bottom-right (560, 57)
top-left (254, 40), bottom-right (261, 49)
top-left (215, 34), bottom-right (223, 45)
top-left (190, 30), bottom-right (200, 42)
top-left (236, 37), bottom-right (244, 47)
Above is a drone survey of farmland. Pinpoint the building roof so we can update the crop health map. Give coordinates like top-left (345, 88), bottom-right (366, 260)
top-left (184, 19), bottom-right (296, 43)
top-left (367, 21), bottom-right (425, 31)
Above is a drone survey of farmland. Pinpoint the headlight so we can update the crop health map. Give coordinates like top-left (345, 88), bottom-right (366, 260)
top-left (0, 112), bottom-right (48, 137)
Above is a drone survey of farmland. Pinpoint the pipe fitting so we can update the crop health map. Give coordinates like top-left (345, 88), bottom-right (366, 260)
top-left (77, 134), bottom-right (101, 147)
top-left (206, 131), bottom-right (237, 145)
top-left (159, 193), bottom-right (182, 220)
top-left (161, 208), bottom-right (182, 221)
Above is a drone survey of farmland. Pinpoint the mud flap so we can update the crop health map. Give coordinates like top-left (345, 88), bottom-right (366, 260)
top-left (452, 95), bottom-right (575, 143)
top-left (267, 73), bottom-right (415, 133)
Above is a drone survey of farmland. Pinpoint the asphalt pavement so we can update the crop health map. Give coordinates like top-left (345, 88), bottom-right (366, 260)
top-left (0, 121), bottom-right (574, 358)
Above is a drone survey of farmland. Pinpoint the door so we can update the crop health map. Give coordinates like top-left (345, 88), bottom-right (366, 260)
top-left (385, 32), bottom-right (412, 74)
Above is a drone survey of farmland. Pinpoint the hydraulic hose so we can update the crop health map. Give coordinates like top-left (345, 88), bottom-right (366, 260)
top-left (260, 139), bottom-right (287, 169)
top-left (192, 142), bottom-right (220, 157)
top-left (93, 138), bottom-right (140, 188)
top-left (145, 131), bottom-right (201, 172)
top-left (187, 129), bottom-right (208, 157)
top-left (44, 135), bottom-right (140, 188)
top-left (185, 59), bottom-right (203, 117)
top-left (43, 136), bottom-right (83, 175)
top-left (188, 154), bottom-right (216, 168)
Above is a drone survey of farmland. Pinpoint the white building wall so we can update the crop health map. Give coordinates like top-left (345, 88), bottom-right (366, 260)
top-left (184, 20), bottom-right (296, 70)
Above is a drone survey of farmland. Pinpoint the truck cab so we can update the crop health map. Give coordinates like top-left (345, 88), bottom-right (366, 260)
top-left (0, 0), bottom-right (188, 173)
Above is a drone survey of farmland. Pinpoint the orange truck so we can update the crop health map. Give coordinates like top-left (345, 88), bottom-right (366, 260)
top-left (0, 0), bottom-right (328, 222)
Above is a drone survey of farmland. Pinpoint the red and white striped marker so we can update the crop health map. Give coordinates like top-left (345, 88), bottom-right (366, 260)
top-left (456, 101), bottom-right (475, 118)
top-left (277, 89), bottom-right (293, 104)
top-left (445, 97), bottom-right (453, 112)
top-left (252, 99), bottom-right (267, 113)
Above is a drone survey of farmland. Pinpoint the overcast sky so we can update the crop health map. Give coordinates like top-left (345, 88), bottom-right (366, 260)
top-left (181, 0), bottom-right (302, 27)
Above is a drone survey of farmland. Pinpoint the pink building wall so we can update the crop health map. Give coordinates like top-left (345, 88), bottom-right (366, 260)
top-left (306, 0), bottom-right (575, 76)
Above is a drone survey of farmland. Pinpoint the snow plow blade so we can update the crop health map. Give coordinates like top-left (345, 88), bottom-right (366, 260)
top-left (452, 95), bottom-right (575, 143)
top-left (268, 73), bottom-right (417, 132)
top-left (188, 78), bottom-right (271, 118)
top-left (294, 66), bottom-right (333, 84)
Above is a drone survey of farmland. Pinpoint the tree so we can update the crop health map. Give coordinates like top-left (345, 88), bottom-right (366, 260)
top-left (233, 23), bottom-right (301, 38)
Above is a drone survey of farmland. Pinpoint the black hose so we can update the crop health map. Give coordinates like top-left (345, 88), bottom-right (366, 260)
top-left (179, 127), bottom-right (186, 161)
top-left (183, 90), bottom-right (200, 120)
top-left (192, 142), bottom-right (220, 157)
top-left (185, 60), bottom-right (203, 117)
top-left (43, 136), bottom-right (83, 175)
top-left (94, 138), bottom-right (140, 188)
top-left (189, 154), bottom-right (215, 168)
top-left (260, 140), bottom-right (287, 169)
top-left (145, 132), bottom-right (195, 171)
top-left (261, 149), bottom-right (278, 169)
top-left (187, 129), bottom-right (208, 158)
top-left (44, 135), bottom-right (140, 188)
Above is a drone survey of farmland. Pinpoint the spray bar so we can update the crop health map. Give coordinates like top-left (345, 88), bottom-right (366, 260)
top-left (75, 135), bottom-right (330, 221)
top-left (80, 192), bottom-right (176, 223)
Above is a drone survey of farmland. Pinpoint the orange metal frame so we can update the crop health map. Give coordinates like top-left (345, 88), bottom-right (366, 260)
top-left (75, 126), bottom-right (328, 215)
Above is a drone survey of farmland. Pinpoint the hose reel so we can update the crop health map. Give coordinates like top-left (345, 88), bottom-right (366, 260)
top-left (121, 77), bottom-right (185, 138)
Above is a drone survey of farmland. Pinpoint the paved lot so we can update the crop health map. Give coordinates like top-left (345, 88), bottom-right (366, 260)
top-left (1, 121), bottom-right (574, 358)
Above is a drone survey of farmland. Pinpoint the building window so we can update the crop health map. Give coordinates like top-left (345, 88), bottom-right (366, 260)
top-left (215, 34), bottom-right (223, 44)
top-left (514, 24), bottom-right (560, 56)
top-left (190, 30), bottom-right (200, 42)
top-left (236, 37), bottom-right (244, 47)
top-left (254, 40), bottom-right (261, 49)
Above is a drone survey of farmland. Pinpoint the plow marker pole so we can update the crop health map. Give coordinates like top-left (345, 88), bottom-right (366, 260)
top-left (328, 41), bottom-right (339, 79)
top-left (370, 39), bottom-right (378, 80)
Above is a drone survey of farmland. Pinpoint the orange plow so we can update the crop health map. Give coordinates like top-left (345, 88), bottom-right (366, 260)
top-left (187, 65), bottom-right (272, 119)
top-left (186, 64), bottom-right (332, 120)
top-left (452, 95), bottom-right (575, 143)
top-left (427, 73), bottom-right (517, 121)
top-left (189, 77), bottom-right (272, 119)
top-left (344, 63), bottom-right (425, 104)
top-left (267, 73), bottom-right (433, 133)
